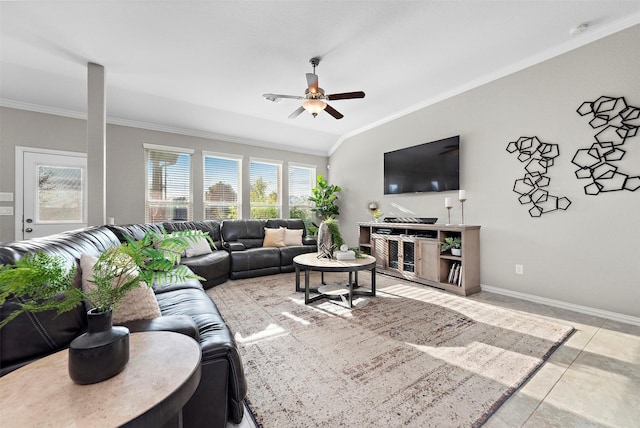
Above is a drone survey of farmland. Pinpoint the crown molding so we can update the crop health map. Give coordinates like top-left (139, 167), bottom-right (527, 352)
top-left (0, 99), bottom-right (327, 157)
top-left (329, 12), bottom-right (640, 156)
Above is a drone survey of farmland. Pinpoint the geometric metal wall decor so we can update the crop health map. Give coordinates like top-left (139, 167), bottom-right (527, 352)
top-left (573, 95), bottom-right (640, 195)
top-left (506, 136), bottom-right (571, 217)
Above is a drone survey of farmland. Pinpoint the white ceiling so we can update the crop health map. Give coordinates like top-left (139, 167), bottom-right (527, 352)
top-left (2, 1), bottom-right (640, 156)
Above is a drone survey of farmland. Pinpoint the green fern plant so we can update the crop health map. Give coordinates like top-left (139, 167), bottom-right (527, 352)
top-left (0, 229), bottom-right (211, 328)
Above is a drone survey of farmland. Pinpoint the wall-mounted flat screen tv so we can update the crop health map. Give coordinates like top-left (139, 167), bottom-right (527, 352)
top-left (384, 135), bottom-right (460, 194)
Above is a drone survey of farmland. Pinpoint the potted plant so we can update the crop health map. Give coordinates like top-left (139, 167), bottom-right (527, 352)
top-left (316, 217), bottom-right (345, 259)
top-left (0, 228), bottom-right (209, 384)
top-left (440, 236), bottom-right (462, 256)
top-left (308, 174), bottom-right (341, 221)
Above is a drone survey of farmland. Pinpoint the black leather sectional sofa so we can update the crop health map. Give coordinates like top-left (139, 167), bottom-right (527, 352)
top-left (0, 218), bottom-right (317, 428)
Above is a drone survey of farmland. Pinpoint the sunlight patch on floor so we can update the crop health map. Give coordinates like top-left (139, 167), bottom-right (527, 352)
top-left (281, 311), bottom-right (310, 326)
top-left (234, 323), bottom-right (287, 345)
top-left (407, 340), bottom-right (541, 385)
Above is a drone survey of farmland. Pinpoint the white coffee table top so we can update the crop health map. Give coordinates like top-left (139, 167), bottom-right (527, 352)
top-left (294, 252), bottom-right (376, 270)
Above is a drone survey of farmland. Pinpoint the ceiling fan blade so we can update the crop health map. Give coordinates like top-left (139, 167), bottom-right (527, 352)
top-left (324, 104), bottom-right (344, 120)
top-left (288, 106), bottom-right (305, 119)
top-left (263, 93), bottom-right (304, 102)
top-left (326, 91), bottom-right (365, 100)
top-left (306, 73), bottom-right (319, 93)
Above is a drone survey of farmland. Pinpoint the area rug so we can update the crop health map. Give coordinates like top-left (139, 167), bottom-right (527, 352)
top-left (207, 272), bottom-right (573, 427)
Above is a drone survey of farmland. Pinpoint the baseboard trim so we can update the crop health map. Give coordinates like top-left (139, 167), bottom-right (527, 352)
top-left (480, 284), bottom-right (640, 327)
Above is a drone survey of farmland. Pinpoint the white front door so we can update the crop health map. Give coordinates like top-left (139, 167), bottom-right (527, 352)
top-left (16, 147), bottom-right (87, 240)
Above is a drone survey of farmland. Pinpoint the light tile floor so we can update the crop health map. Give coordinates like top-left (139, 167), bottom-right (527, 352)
top-left (228, 287), bottom-right (640, 428)
top-left (472, 291), bottom-right (640, 428)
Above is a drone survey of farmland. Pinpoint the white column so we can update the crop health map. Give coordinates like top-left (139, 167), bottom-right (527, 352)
top-left (87, 62), bottom-right (106, 226)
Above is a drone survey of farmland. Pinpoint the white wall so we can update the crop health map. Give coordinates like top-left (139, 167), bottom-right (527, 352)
top-left (329, 24), bottom-right (640, 318)
top-left (0, 108), bottom-right (327, 240)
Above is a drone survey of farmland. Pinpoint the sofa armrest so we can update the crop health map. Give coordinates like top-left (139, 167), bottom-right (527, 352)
top-left (123, 315), bottom-right (200, 342)
top-left (303, 237), bottom-right (317, 245)
top-left (224, 242), bottom-right (246, 251)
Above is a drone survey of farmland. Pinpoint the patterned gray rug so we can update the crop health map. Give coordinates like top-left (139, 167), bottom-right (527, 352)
top-left (208, 272), bottom-right (573, 427)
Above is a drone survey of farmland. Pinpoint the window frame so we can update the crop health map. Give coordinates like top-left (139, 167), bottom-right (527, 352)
top-left (202, 151), bottom-right (243, 220)
top-left (249, 157), bottom-right (282, 219)
top-left (143, 143), bottom-right (194, 223)
top-left (288, 162), bottom-right (316, 220)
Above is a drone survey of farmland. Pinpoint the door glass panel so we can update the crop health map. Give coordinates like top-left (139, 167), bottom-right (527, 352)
top-left (388, 240), bottom-right (399, 269)
top-left (403, 241), bottom-right (415, 272)
top-left (37, 165), bottom-right (83, 222)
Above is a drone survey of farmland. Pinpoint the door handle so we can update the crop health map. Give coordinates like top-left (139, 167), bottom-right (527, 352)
top-left (26, 218), bottom-right (33, 223)
top-left (25, 228), bottom-right (33, 233)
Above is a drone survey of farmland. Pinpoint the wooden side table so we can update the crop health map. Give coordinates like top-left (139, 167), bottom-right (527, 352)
top-left (0, 331), bottom-right (201, 428)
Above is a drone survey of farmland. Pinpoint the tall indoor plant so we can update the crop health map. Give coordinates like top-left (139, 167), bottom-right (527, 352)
top-left (308, 174), bottom-right (341, 221)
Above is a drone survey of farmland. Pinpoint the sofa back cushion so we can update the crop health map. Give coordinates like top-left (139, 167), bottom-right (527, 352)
top-left (265, 219), bottom-right (308, 237)
top-left (0, 226), bottom-right (122, 375)
top-left (106, 223), bottom-right (166, 243)
top-left (162, 220), bottom-right (223, 250)
top-left (221, 220), bottom-right (266, 249)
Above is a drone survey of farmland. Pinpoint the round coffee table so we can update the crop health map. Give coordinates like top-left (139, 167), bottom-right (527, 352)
top-left (0, 331), bottom-right (201, 427)
top-left (293, 253), bottom-right (376, 308)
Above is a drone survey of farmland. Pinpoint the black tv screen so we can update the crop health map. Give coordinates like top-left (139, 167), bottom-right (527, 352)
top-left (384, 136), bottom-right (460, 194)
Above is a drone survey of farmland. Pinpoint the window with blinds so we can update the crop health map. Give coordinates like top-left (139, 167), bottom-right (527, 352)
top-left (249, 159), bottom-right (281, 219)
top-left (203, 153), bottom-right (242, 220)
top-left (144, 145), bottom-right (193, 222)
top-left (288, 164), bottom-right (316, 220)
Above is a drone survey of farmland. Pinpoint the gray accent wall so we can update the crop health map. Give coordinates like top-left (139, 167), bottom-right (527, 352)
top-left (329, 24), bottom-right (640, 318)
top-left (0, 108), bottom-right (327, 241)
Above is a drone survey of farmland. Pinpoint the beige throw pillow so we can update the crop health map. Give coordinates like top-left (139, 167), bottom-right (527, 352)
top-left (263, 227), bottom-right (286, 247)
top-left (184, 237), bottom-right (212, 257)
top-left (80, 253), bottom-right (162, 324)
top-left (283, 227), bottom-right (303, 246)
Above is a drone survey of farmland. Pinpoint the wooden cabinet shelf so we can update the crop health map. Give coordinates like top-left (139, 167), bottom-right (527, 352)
top-left (358, 222), bottom-right (480, 296)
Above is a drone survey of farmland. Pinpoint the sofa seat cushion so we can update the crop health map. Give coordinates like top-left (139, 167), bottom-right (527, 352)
top-left (180, 251), bottom-right (230, 288)
top-left (155, 289), bottom-right (236, 360)
top-left (229, 247), bottom-right (280, 273)
top-left (154, 288), bottom-right (247, 418)
top-left (153, 278), bottom-right (204, 294)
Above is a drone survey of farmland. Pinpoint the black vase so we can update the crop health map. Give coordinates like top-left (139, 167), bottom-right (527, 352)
top-left (68, 308), bottom-right (130, 385)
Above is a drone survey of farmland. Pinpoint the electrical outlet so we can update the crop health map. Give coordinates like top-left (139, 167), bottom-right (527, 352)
top-left (0, 206), bottom-right (14, 216)
top-left (0, 192), bottom-right (13, 202)
top-left (515, 264), bottom-right (524, 275)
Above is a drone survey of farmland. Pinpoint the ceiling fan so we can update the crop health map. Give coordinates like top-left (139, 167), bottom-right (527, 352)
top-left (263, 57), bottom-right (365, 120)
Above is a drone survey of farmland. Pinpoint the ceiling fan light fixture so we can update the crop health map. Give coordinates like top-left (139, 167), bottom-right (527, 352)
top-left (302, 98), bottom-right (326, 116)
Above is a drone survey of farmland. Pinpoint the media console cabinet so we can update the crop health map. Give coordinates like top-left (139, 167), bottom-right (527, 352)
top-left (358, 222), bottom-right (480, 296)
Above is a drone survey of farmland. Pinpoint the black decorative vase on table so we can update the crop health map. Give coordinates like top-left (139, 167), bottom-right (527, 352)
top-left (68, 308), bottom-right (130, 384)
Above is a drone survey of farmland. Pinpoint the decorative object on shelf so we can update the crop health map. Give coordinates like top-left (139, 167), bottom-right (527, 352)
top-left (440, 236), bottom-right (462, 256)
top-left (367, 201), bottom-right (378, 218)
top-left (68, 308), bottom-right (129, 384)
top-left (573, 95), bottom-right (640, 194)
top-left (335, 244), bottom-right (356, 261)
top-left (444, 197), bottom-right (453, 225)
top-left (458, 190), bottom-right (467, 225)
top-left (506, 136), bottom-right (571, 217)
top-left (309, 174), bottom-right (342, 221)
top-left (0, 229), bottom-right (209, 383)
top-left (317, 218), bottom-right (344, 259)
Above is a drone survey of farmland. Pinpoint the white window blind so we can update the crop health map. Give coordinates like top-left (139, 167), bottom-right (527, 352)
top-left (288, 163), bottom-right (316, 220)
top-left (249, 159), bottom-right (281, 219)
top-left (145, 147), bottom-right (192, 222)
top-left (203, 153), bottom-right (242, 220)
